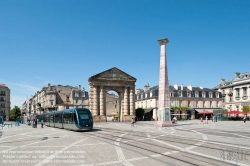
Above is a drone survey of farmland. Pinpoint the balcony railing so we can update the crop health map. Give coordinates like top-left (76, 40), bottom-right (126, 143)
top-left (0, 94), bottom-right (6, 96)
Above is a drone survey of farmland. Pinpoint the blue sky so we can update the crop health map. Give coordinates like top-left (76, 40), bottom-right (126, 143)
top-left (0, 0), bottom-right (250, 108)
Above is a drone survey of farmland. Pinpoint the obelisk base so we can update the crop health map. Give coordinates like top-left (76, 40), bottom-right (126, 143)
top-left (156, 120), bottom-right (174, 127)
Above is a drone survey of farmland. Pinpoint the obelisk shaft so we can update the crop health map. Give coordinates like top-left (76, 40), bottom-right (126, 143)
top-left (158, 39), bottom-right (170, 110)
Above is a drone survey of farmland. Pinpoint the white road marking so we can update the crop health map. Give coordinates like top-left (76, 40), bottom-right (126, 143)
top-left (34, 137), bottom-right (89, 166)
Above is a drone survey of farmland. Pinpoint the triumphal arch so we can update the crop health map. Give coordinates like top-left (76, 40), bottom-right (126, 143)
top-left (88, 67), bottom-right (137, 122)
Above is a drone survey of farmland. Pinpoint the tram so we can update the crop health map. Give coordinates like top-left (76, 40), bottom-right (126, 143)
top-left (37, 108), bottom-right (93, 131)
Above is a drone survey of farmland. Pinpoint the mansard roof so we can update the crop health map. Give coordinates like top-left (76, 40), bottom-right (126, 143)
top-left (213, 71), bottom-right (250, 89)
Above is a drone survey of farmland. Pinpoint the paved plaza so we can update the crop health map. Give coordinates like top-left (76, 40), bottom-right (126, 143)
top-left (0, 120), bottom-right (250, 166)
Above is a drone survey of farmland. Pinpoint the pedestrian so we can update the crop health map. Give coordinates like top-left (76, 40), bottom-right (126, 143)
top-left (243, 116), bottom-right (246, 124)
top-left (200, 117), bottom-right (203, 124)
top-left (35, 118), bottom-right (38, 128)
top-left (131, 118), bottom-right (134, 127)
top-left (205, 116), bottom-right (208, 124)
top-left (41, 119), bottom-right (44, 128)
top-left (33, 119), bottom-right (35, 128)
top-left (211, 116), bottom-right (214, 122)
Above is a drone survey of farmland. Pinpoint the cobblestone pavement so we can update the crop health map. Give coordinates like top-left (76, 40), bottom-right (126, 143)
top-left (0, 120), bottom-right (250, 166)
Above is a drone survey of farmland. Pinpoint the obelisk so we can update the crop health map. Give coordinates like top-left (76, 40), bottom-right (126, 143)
top-left (157, 38), bottom-right (173, 127)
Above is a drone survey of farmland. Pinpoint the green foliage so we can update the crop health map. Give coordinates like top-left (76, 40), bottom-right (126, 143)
top-left (170, 106), bottom-right (188, 111)
top-left (9, 106), bottom-right (21, 121)
top-left (135, 108), bottom-right (145, 118)
top-left (242, 105), bottom-right (250, 113)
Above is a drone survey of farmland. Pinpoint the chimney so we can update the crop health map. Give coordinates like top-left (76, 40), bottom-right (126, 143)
top-left (188, 85), bottom-right (193, 91)
top-left (48, 83), bottom-right (51, 90)
top-left (221, 79), bottom-right (225, 83)
top-left (136, 88), bottom-right (142, 94)
top-left (144, 84), bottom-right (150, 92)
top-left (181, 84), bottom-right (183, 90)
top-left (235, 72), bottom-right (240, 78)
top-left (79, 85), bottom-right (81, 90)
top-left (174, 84), bottom-right (178, 90)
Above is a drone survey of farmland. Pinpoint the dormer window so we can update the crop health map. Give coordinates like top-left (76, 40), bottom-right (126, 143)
top-left (179, 91), bottom-right (182, 97)
top-left (141, 94), bottom-right (143, 99)
top-left (195, 92), bottom-right (199, 98)
top-left (150, 91), bottom-right (152, 97)
top-left (170, 92), bottom-right (173, 97)
top-left (145, 93), bottom-right (147, 98)
top-left (209, 92), bottom-right (213, 98)
top-left (202, 92), bottom-right (206, 98)
top-left (187, 91), bottom-right (191, 97)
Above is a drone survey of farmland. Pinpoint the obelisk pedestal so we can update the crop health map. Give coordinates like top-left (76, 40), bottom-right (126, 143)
top-left (156, 38), bottom-right (174, 127)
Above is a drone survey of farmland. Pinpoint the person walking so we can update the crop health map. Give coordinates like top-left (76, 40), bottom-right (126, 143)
top-left (205, 116), bottom-right (208, 124)
top-left (41, 119), bottom-right (44, 128)
top-left (131, 118), bottom-right (135, 127)
top-left (243, 116), bottom-right (246, 124)
top-left (200, 117), bottom-right (203, 124)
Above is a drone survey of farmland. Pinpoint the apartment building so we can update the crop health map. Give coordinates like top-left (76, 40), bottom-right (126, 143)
top-left (23, 83), bottom-right (89, 116)
top-left (213, 72), bottom-right (250, 112)
top-left (135, 84), bottom-right (222, 120)
top-left (0, 84), bottom-right (11, 121)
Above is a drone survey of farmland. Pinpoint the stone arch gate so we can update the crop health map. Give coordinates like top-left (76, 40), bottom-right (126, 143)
top-left (88, 67), bottom-right (137, 122)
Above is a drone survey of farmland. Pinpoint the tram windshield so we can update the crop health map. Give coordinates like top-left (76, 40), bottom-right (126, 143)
top-left (77, 110), bottom-right (93, 123)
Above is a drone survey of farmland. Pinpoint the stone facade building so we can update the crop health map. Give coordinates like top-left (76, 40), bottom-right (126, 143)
top-left (135, 84), bottom-right (222, 120)
top-left (0, 84), bottom-right (11, 121)
top-left (22, 84), bottom-right (89, 117)
top-left (213, 72), bottom-right (250, 112)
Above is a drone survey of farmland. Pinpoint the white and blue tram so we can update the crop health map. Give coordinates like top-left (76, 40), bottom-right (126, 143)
top-left (37, 108), bottom-right (93, 131)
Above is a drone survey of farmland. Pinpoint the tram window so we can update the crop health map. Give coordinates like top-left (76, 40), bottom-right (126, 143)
top-left (63, 113), bottom-right (72, 124)
top-left (79, 114), bottom-right (89, 120)
top-left (73, 113), bottom-right (77, 124)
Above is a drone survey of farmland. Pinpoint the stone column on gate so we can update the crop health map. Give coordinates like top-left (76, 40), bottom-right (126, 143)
top-left (89, 84), bottom-right (93, 111)
top-left (100, 86), bottom-right (104, 116)
top-left (153, 108), bottom-right (157, 120)
top-left (130, 87), bottom-right (134, 115)
top-left (124, 87), bottom-right (128, 115)
top-left (92, 85), bottom-right (98, 116)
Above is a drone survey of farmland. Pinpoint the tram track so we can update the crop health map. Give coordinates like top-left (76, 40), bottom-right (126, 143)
top-left (75, 127), bottom-right (243, 166)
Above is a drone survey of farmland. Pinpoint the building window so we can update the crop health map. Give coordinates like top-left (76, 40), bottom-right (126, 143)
top-left (202, 92), bottom-right (206, 98)
top-left (170, 92), bottom-right (173, 97)
top-left (150, 92), bottom-right (152, 97)
top-left (243, 87), bottom-right (247, 96)
top-left (229, 96), bottom-right (232, 102)
top-left (75, 92), bottom-right (79, 97)
top-left (82, 92), bottom-right (85, 97)
top-left (50, 102), bottom-right (53, 106)
top-left (229, 88), bottom-right (232, 92)
top-left (50, 95), bottom-right (53, 100)
top-left (137, 95), bottom-right (139, 100)
top-left (188, 101), bottom-right (190, 107)
top-left (209, 93), bottom-right (213, 98)
top-left (222, 89), bottom-right (225, 94)
top-left (179, 91), bottom-right (182, 97)
top-left (196, 101), bottom-right (198, 108)
top-left (217, 101), bottom-right (219, 107)
top-left (141, 94), bottom-right (143, 99)
top-left (179, 101), bottom-right (182, 106)
top-left (236, 88), bottom-right (240, 97)
top-left (76, 99), bottom-right (78, 104)
top-left (229, 105), bottom-right (232, 111)
top-left (236, 106), bottom-right (239, 111)
top-left (0, 91), bottom-right (5, 95)
top-left (195, 92), bottom-right (198, 98)
top-left (145, 93), bottom-right (147, 98)
top-left (203, 101), bottom-right (205, 108)
top-left (170, 100), bottom-right (174, 106)
top-left (150, 100), bottom-right (152, 107)
top-left (187, 91), bottom-right (191, 97)
top-left (210, 101), bottom-right (212, 108)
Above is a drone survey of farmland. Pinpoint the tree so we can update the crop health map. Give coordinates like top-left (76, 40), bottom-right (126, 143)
top-left (135, 108), bottom-right (145, 119)
top-left (9, 106), bottom-right (21, 121)
top-left (242, 105), bottom-right (250, 113)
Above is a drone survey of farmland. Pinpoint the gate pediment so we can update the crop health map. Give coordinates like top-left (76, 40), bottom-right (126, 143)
top-left (88, 67), bottom-right (136, 81)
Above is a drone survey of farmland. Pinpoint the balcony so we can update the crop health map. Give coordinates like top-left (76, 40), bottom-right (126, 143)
top-left (235, 96), bottom-right (240, 101)
top-left (242, 96), bottom-right (248, 100)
